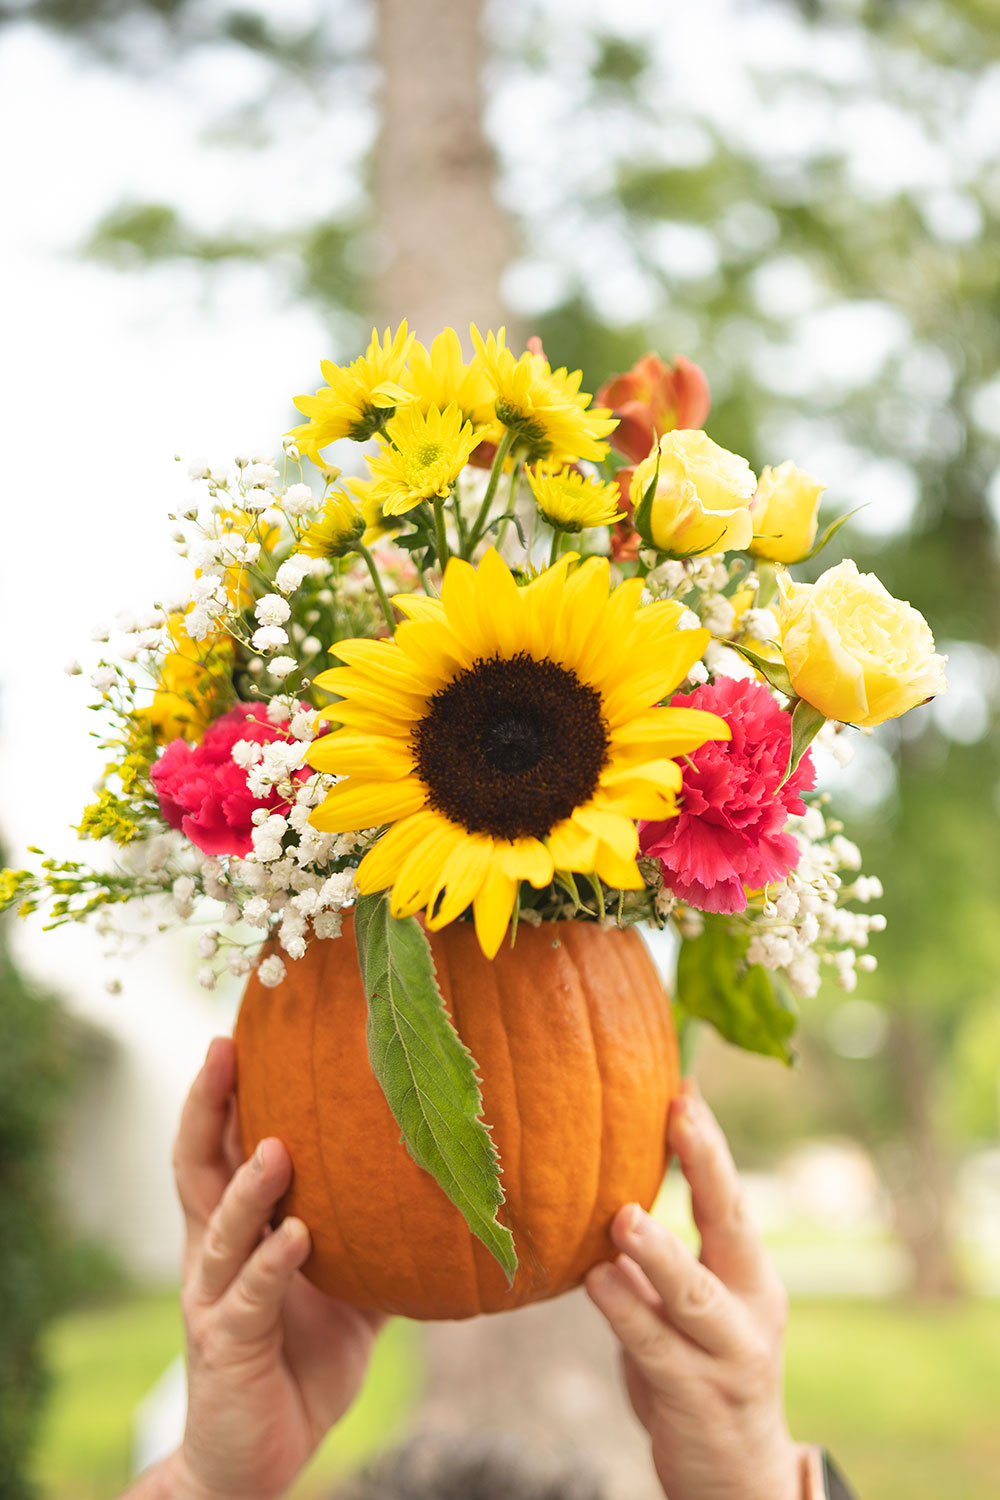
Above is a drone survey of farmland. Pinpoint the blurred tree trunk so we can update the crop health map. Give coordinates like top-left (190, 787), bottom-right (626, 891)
top-left (876, 1015), bottom-right (963, 1300)
top-left (373, 0), bottom-right (518, 342)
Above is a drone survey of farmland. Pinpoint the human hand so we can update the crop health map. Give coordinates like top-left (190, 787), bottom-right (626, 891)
top-left (163, 1036), bottom-right (385, 1500)
top-left (586, 1078), bottom-right (805, 1500)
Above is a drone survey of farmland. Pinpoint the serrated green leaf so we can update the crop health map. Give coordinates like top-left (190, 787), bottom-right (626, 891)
top-left (778, 697), bottom-right (827, 790)
top-left (354, 891), bottom-right (517, 1281)
top-left (728, 641), bottom-right (795, 697)
top-left (676, 915), bottom-right (797, 1063)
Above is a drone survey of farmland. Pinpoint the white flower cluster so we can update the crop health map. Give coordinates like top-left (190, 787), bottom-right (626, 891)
top-left (641, 551), bottom-right (764, 685)
top-left (743, 800), bottom-right (884, 1000)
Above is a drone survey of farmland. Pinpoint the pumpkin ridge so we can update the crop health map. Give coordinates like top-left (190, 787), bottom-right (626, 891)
top-left (492, 944), bottom-right (545, 1296)
top-left (307, 961), bottom-right (383, 1309)
top-left (558, 934), bottom-right (606, 1286)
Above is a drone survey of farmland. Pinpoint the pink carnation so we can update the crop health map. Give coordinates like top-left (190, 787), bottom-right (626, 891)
top-left (639, 676), bottom-right (815, 915)
top-left (151, 702), bottom-right (297, 858)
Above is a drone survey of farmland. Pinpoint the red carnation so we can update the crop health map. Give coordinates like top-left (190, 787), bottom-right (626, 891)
top-left (151, 702), bottom-right (301, 858)
top-left (639, 677), bottom-right (815, 915)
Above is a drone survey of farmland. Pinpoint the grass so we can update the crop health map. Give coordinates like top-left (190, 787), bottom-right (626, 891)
top-left (31, 1289), bottom-right (421, 1500)
top-left (31, 1290), bottom-right (1000, 1500)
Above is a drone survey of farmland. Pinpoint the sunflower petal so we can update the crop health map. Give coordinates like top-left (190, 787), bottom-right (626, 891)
top-left (593, 845), bottom-right (645, 889)
top-left (571, 805), bottom-right (639, 860)
top-left (389, 819), bottom-right (466, 919)
top-left (546, 819), bottom-right (600, 872)
top-left (473, 864), bottom-right (518, 960)
top-left (309, 777), bottom-right (427, 833)
top-left (307, 733), bottom-right (416, 779)
top-left (425, 833), bottom-right (496, 928)
top-left (496, 837), bottom-right (554, 888)
top-left (356, 809), bottom-right (444, 893)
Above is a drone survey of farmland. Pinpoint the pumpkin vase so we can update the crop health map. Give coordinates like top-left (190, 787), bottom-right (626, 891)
top-left (235, 914), bottom-right (679, 1321)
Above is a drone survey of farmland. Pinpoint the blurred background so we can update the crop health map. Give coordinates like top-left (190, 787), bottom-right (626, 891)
top-left (1, 0), bottom-right (998, 1496)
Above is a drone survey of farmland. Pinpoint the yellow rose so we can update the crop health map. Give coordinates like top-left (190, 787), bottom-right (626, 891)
top-left (631, 429), bottom-right (756, 556)
top-left (777, 560), bottom-right (947, 728)
top-left (749, 461), bottom-right (825, 564)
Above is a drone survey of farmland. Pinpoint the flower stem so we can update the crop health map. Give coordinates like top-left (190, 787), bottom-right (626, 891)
top-left (549, 527), bottom-right (564, 568)
top-left (433, 495), bottom-right (451, 573)
top-left (357, 543), bottom-right (396, 634)
top-left (468, 429), bottom-right (516, 551)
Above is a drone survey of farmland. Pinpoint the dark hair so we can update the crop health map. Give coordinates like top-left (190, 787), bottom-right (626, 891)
top-left (332, 1433), bottom-right (607, 1500)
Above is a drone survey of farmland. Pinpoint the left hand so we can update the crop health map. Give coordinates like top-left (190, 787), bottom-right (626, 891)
top-left (165, 1036), bottom-right (385, 1500)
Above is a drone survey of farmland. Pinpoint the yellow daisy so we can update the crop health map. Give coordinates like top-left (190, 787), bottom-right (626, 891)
top-left (298, 492), bottom-right (366, 558)
top-left (470, 326), bottom-right (618, 465)
top-left (402, 327), bottom-right (498, 434)
top-left (526, 463), bottom-right (625, 533)
top-left (307, 549), bottom-right (728, 958)
top-left (289, 324), bottom-right (415, 462)
top-left (366, 402), bottom-right (486, 517)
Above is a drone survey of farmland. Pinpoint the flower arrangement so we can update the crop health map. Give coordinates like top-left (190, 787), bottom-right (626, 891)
top-left (3, 324), bottom-right (947, 1280)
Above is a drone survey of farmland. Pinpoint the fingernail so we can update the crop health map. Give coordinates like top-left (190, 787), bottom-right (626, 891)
top-left (252, 1141), bottom-right (267, 1174)
top-left (622, 1203), bottom-right (645, 1239)
top-left (588, 1262), bottom-right (616, 1291)
top-left (673, 1096), bottom-right (696, 1134)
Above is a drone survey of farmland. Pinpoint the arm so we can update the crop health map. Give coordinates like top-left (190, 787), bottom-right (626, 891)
top-left (122, 1037), bottom-right (385, 1500)
top-left (587, 1079), bottom-right (853, 1500)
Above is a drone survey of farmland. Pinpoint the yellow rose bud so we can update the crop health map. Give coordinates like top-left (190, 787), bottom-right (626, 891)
top-left (749, 461), bottom-right (825, 564)
top-left (777, 559), bottom-right (948, 728)
top-left (631, 429), bottom-right (756, 556)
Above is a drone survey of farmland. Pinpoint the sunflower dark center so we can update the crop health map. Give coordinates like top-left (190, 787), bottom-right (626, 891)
top-left (414, 653), bottom-right (609, 842)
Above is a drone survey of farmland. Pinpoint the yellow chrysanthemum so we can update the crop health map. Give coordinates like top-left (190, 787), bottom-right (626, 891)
top-left (342, 474), bottom-right (399, 543)
top-left (470, 326), bottom-right (618, 465)
top-left (526, 463), bottom-right (625, 533)
top-left (365, 402), bottom-right (486, 517)
top-left (307, 549), bottom-right (728, 958)
top-left (298, 492), bottom-right (366, 558)
top-left (140, 613), bottom-right (234, 744)
top-left (402, 327), bottom-right (498, 435)
top-left (289, 324), bottom-right (415, 463)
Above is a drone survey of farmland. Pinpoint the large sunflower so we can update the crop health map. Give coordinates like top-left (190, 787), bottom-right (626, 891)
top-left (307, 549), bottom-right (729, 957)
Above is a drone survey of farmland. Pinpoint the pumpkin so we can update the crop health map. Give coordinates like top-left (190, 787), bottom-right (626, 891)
top-left (234, 914), bottom-right (679, 1320)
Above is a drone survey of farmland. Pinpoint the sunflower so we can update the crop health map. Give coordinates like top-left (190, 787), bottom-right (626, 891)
top-left (307, 549), bottom-right (729, 957)
top-left (470, 326), bottom-right (618, 465)
top-left (366, 402), bottom-right (486, 516)
top-left (289, 324), bottom-right (415, 462)
top-left (526, 463), bottom-right (625, 533)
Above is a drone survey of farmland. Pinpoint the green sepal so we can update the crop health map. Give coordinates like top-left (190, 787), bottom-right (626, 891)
top-left (778, 698), bottom-right (827, 790)
top-left (631, 452), bottom-right (661, 545)
top-left (801, 505), bottom-right (867, 563)
top-left (354, 891), bottom-right (517, 1282)
top-left (676, 915), bottom-right (798, 1064)
top-left (728, 641), bottom-right (795, 697)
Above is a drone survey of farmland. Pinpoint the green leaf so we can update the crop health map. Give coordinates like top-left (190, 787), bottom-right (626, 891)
top-left (727, 641), bottom-right (795, 697)
top-left (778, 698), bottom-right (827, 790)
top-left (676, 915), bottom-right (797, 1063)
top-left (631, 451), bottom-right (660, 543)
top-left (354, 891), bottom-right (517, 1281)
top-left (802, 505), bottom-right (867, 562)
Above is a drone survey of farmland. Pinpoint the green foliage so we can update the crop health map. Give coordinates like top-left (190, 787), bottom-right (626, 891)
top-left (353, 892), bottom-right (516, 1280)
top-left (0, 909), bottom-right (71, 1498)
top-left (676, 916), bottom-right (798, 1063)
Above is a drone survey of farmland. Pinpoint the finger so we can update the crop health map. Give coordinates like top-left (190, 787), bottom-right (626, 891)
top-left (669, 1083), bottom-right (774, 1294)
top-left (173, 1038), bottom-right (237, 1233)
top-left (610, 1204), bottom-right (752, 1358)
top-left (586, 1257), bottom-right (698, 1388)
top-left (214, 1216), bottom-right (311, 1348)
top-left (194, 1137), bottom-right (293, 1304)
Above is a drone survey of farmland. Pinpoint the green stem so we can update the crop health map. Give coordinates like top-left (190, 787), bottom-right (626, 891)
top-left (549, 527), bottom-right (564, 568)
top-left (468, 429), bottom-right (516, 551)
top-left (494, 460), bottom-right (523, 551)
top-left (433, 495), bottom-right (450, 572)
top-left (357, 543), bottom-right (396, 634)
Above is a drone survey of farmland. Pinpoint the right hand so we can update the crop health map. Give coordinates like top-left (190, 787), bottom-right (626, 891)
top-left (586, 1079), bottom-right (806, 1500)
top-left (168, 1036), bottom-right (386, 1500)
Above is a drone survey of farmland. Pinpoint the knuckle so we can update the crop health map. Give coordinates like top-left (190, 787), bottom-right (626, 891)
top-left (678, 1267), bottom-right (720, 1318)
top-left (202, 1216), bottom-right (230, 1265)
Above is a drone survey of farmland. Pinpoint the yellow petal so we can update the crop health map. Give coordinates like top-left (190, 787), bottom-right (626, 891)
top-left (610, 706), bottom-right (731, 757)
top-left (389, 819), bottom-right (465, 919)
top-left (496, 837), bottom-right (554, 888)
top-left (472, 864), bottom-right (518, 960)
top-left (476, 546), bottom-right (525, 658)
top-left (601, 628), bottom-right (712, 724)
top-left (571, 805), bottom-right (639, 860)
top-left (392, 593), bottom-right (447, 623)
top-left (309, 776), bottom-right (427, 833)
top-left (546, 818), bottom-right (599, 871)
top-left (307, 733), bottom-right (416, 779)
top-left (356, 809), bottom-right (444, 893)
top-left (425, 833), bottom-right (496, 928)
top-left (593, 845), bottom-right (645, 889)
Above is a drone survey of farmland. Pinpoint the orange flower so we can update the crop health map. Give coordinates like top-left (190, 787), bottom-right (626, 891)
top-left (597, 353), bottom-right (711, 465)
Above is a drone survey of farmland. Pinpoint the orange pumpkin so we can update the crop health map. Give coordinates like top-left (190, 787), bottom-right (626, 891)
top-left (235, 914), bottom-right (679, 1320)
